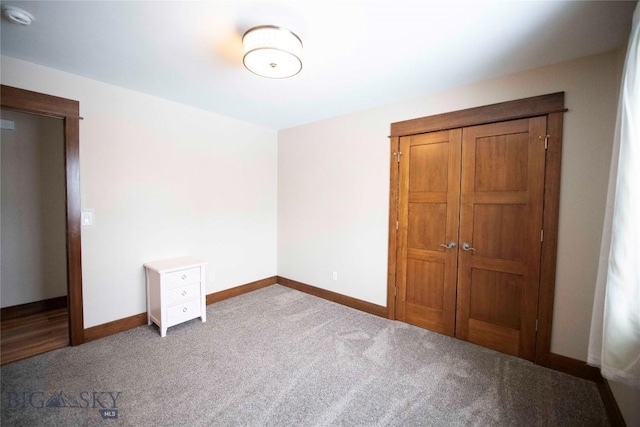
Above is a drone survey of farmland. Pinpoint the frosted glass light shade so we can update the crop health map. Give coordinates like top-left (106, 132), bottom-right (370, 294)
top-left (242, 26), bottom-right (302, 79)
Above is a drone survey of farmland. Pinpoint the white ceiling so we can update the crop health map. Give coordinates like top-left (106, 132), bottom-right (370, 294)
top-left (0, 1), bottom-right (636, 129)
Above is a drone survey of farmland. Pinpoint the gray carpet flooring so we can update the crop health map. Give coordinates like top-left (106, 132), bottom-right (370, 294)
top-left (1, 284), bottom-right (608, 426)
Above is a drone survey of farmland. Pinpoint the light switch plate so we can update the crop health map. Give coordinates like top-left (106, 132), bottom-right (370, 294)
top-left (81, 211), bottom-right (94, 226)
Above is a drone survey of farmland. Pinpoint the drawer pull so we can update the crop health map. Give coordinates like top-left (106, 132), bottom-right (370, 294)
top-left (183, 307), bottom-right (187, 313)
top-left (182, 291), bottom-right (187, 296)
top-left (181, 275), bottom-right (187, 280)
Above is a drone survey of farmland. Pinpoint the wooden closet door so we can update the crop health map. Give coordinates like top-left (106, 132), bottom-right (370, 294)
top-left (396, 130), bottom-right (461, 336)
top-left (455, 117), bottom-right (547, 361)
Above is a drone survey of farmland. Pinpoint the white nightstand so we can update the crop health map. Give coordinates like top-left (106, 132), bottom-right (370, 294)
top-left (144, 256), bottom-right (207, 337)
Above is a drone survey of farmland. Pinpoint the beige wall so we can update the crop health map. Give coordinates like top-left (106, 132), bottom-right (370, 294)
top-left (278, 50), bottom-right (621, 362)
top-left (1, 109), bottom-right (67, 307)
top-left (1, 56), bottom-right (278, 328)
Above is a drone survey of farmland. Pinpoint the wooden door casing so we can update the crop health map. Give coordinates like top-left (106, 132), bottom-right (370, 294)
top-left (1, 85), bottom-right (84, 346)
top-left (456, 117), bottom-right (547, 360)
top-left (396, 130), bottom-right (461, 336)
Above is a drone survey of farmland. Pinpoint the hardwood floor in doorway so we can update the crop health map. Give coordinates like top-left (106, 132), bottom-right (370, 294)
top-left (1, 308), bottom-right (69, 365)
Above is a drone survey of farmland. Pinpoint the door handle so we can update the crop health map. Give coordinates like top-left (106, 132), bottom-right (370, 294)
top-left (461, 242), bottom-right (476, 252)
top-left (439, 241), bottom-right (456, 249)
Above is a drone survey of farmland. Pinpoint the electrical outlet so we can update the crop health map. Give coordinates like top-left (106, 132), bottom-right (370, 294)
top-left (332, 271), bottom-right (338, 281)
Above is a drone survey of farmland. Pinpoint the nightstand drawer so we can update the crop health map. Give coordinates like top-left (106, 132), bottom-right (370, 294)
top-left (167, 299), bottom-right (201, 325)
top-left (165, 267), bottom-right (200, 288)
top-left (168, 283), bottom-right (200, 304)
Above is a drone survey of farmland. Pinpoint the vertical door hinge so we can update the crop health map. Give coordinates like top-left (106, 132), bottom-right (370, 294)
top-left (545, 135), bottom-right (549, 150)
top-left (540, 134), bottom-right (550, 150)
top-left (540, 229), bottom-right (544, 242)
top-left (396, 220), bottom-right (399, 230)
top-left (393, 151), bottom-right (402, 163)
top-left (535, 319), bottom-right (539, 331)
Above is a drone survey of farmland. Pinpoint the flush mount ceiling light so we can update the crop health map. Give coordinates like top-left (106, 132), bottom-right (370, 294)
top-left (2, 5), bottom-right (35, 26)
top-left (242, 25), bottom-right (302, 79)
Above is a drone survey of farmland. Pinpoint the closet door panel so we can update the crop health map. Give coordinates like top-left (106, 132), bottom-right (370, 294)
top-left (408, 203), bottom-right (447, 250)
top-left (456, 117), bottom-right (546, 361)
top-left (396, 130), bottom-right (461, 336)
top-left (472, 204), bottom-right (526, 261)
top-left (406, 259), bottom-right (444, 311)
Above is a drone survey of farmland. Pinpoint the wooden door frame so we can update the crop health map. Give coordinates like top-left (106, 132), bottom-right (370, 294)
top-left (387, 92), bottom-right (565, 367)
top-left (1, 85), bottom-right (84, 346)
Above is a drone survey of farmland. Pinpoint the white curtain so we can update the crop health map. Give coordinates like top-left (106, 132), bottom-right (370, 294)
top-left (588, 3), bottom-right (640, 389)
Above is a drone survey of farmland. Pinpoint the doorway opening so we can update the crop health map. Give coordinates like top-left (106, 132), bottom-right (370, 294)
top-left (1, 85), bottom-right (84, 364)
